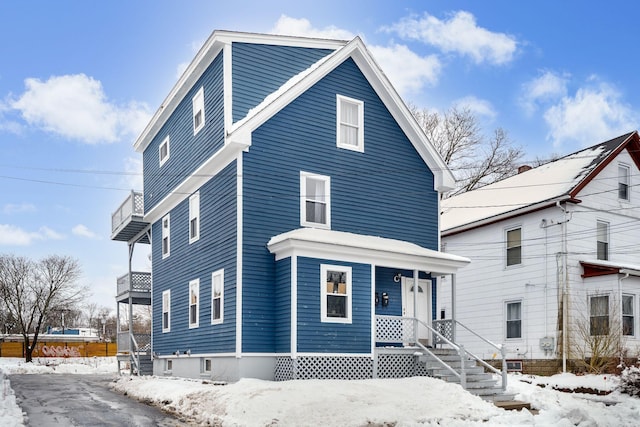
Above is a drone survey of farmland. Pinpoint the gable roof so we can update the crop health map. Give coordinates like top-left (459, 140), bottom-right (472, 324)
top-left (442, 131), bottom-right (640, 234)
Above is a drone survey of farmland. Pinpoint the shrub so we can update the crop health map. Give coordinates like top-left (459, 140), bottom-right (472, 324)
top-left (619, 366), bottom-right (640, 397)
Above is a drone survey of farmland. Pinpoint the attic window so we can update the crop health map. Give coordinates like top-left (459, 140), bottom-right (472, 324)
top-left (159, 136), bottom-right (170, 166)
top-left (336, 95), bottom-right (364, 152)
top-left (192, 87), bottom-right (205, 135)
top-left (619, 164), bottom-right (630, 201)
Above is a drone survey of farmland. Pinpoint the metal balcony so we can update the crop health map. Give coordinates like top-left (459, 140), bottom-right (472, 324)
top-left (111, 191), bottom-right (149, 243)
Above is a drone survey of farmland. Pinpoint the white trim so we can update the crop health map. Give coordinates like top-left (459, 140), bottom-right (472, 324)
top-left (300, 171), bottom-right (331, 229)
top-left (223, 42), bottom-right (233, 134)
top-left (370, 264), bottom-right (376, 354)
top-left (291, 255), bottom-right (297, 358)
top-left (295, 352), bottom-right (374, 358)
top-left (162, 289), bottom-right (171, 333)
top-left (320, 264), bottom-right (352, 324)
top-left (211, 269), bottom-right (224, 325)
top-left (189, 278), bottom-right (200, 329)
top-left (189, 191), bottom-right (200, 244)
top-left (336, 94), bottom-right (364, 152)
top-left (236, 152), bottom-right (243, 358)
top-left (161, 214), bottom-right (170, 259)
top-left (159, 135), bottom-right (170, 166)
top-left (192, 86), bottom-right (205, 135)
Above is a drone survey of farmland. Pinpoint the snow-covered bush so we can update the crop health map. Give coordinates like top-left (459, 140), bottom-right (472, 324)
top-left (619, 366), bottom-right (640, 397)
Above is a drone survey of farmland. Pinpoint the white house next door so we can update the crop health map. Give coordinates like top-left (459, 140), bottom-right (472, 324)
top-left (401, 277), bottom-right (432, 345)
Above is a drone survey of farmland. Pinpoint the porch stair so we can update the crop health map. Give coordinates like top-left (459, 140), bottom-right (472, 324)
top-left (419, 348), bottom-right (516, 403)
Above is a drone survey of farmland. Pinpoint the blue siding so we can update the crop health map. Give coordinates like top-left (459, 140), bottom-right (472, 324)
top-left (297, 257), bottom-right (371, 353)
top-left (152, 162), bottom-right (237, 355)
top-left (274, 258), bottom-right (291, 353)
top-left (374, 267), bottom-right (435, 317)
top-left (144, 51), bottom-right (225, 213)
top-left (231, 43), bottom-right (335, 123)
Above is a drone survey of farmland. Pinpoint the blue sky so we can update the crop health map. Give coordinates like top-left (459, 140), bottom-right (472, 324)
top-left (1, 0), bottom-right (639, 307)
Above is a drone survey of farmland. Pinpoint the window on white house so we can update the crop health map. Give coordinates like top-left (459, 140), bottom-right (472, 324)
top-left (211, 269), bottom-right (224, 324)
top-left (619, 164), bottom-right (630, 201)
top-left (162, 290), bottom-right (171, 333)
top-left (321, 264), bottom-right (351, 323)
top-left (159, 136), bottom-right (170, 166)
top-left (189, 192), bottom-right (200, 244)
top-left (165, 359), bottom-right (172, 372)
top-left (162, 214), bottom-right (170, 259)
top-left (623, 294), bottom-right (634, 336)
top-left (506, 227), bottom-right (522, 266)
top-left (202, 358), bottom-right (212, 373)
top-left (336, 95), bottom-right (364, 152)
top-left (189, 279), bottom-right (199, 328)
top-left (506, 301), bottom-right (522, 339)
top-left (192, 86), bottom-right (205, 135)
top-left (590, 295), bottom-right (609, 335)
top-left (597, 221), bottom-right (609, 261)
top-left (300, 172), bottom-right (330, 228)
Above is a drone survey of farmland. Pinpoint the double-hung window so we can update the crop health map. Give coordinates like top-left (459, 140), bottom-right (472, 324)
top-left (192, 87), bottom-right (205, 135)
top-left (159, 136), bottom-right (170, 166)
top-left (162, 290), bottom-right (171, 333)
top-left (161, 214), bottom-right (170, 259)
top-left (321, 264), bottom-right (352, 323)
top-left (619, 164), bottom-right (630, 201)
top-left (189, 279), bottom-right (199, 328)
top-left (336, 95), bottom-right (364, 152)
top-left (590, 295), bottom-right (609, 335)
top-left (300, 172), bottom-right (330, 229)
top-left (189, 192), bottom-right (200, 244)
top-left (597, 221), bottom-right (609, 261)
top-left (623, 294), bottom-right (634, 336)
top-left (506, 227), bottom-right (522, 267)
top-left (211, 269), bottom-right (224, 324)
top-left (506, 301), bottom-right (522, 339)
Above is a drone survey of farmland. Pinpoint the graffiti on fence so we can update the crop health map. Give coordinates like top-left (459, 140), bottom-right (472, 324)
top-left (38, 344), bottom-right (84, 357)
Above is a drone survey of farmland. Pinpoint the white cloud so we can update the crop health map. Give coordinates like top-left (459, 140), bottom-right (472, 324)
top-left (271, 15), bottom-right (356, 40)
top-left (385, 11), bottom-right (518, 65)
top-left (0, 224), bottom-right (64, 246)
top-left (520, 70), bottom-right (569, 114)
top-left (452, 96), bottom-right (496, 120)
top-left (10, 74), bottom-right (151, 144)
top-left (72, 224), bottom-right (100, 239)
top-left (543, 81), bottom-right (638, 148)
top-left (2, 203), bottom-right (36, 215)
top-left (369, 44), bottom-right (441, 97)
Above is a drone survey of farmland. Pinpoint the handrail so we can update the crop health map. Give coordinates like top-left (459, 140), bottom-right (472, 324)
top-left (130, 333), bottom-right (140, 376)
top-left (413, 318), bottom-right (466, 389)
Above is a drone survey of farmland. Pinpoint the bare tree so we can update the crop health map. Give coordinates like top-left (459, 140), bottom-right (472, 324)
top-left (410, 105), bottom-right (524, 196)
top-left (0, 254), bottom-right (85, 362)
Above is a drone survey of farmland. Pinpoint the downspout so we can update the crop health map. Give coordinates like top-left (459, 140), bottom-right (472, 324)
top-left (619, 272), bottom-right (629, 367)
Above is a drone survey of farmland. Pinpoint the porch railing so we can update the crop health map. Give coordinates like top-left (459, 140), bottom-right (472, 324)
top-left (117, 332), bottom-right (151, 353)
top-left (116, 271), bottom-right (152, 296)
top-left (111, 191), bottom-right (144, 235)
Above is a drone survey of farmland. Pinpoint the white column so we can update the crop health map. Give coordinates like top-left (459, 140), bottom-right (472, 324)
top-left (451, 273), bottom-right (456, 342)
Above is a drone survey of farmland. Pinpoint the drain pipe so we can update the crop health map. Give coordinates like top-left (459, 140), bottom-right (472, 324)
top-left (619, 272), bottom-right (630, 367)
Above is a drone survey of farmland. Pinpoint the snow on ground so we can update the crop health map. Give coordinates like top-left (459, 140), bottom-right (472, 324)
top-left (0, 357), bottom-right (639, 426)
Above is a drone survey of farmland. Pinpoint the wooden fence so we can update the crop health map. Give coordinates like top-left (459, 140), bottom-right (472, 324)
top-left (0, 341), bottom-right (117, 358)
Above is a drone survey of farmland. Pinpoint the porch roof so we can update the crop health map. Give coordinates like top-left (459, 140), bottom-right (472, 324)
top-left (267, 228), bottom-right (470, 275)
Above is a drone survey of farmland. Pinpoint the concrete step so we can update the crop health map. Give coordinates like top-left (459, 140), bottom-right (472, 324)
top-left (493, 399), bottom-right (532, 411)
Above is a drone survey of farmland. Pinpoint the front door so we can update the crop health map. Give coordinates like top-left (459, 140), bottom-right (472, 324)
top-left (401, 278), bottom-right (432, 345)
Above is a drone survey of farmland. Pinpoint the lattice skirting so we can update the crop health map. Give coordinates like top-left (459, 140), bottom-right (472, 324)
top-left (275, 354), bottom-right (429, 381)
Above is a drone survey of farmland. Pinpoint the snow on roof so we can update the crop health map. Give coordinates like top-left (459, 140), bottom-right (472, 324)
top-left (441, 132), bottom-right (635, 232)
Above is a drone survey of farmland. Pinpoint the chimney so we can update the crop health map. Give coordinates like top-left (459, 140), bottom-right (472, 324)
top-left (518, 165), bottom-right (532, 174)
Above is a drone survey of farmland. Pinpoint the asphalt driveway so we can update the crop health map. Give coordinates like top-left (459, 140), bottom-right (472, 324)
top-left (10, 374), bottom-right (193, 426)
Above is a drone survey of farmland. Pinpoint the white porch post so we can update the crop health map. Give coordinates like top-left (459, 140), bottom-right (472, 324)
top-left (413, 270), bottom-right (419, 344)
top-left (451, 273), bottom-right (456, 342)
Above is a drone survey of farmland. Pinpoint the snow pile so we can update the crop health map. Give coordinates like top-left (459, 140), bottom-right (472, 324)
top-left (0, 357), bottom-right (117, 375)
top-left (0, 369), bottom-right (24, 427)
top-left (620, 366), bottom-right (640, 397)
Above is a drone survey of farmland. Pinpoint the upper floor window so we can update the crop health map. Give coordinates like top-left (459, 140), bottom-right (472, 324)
top-left (300, 172), bottom-right (331, 229)
top-left (211, 269), bottom-right (224, 325)
top-left (192, 86), bottom-right (205, 135)
top-left (597, 221), bottom-right (609, 261)
top-left (336, 95), bottom-right (364, 152)
top-left (623, 294), bottom-right (634, 336)
top-left (189, 192), bottom-right (200, 244)
top-left (506, 227), bottom-right (522, 267)
top-left (590, 295), bottom-right (609, 335)
top-left (506, 301), bottom-right (522, 339)
top-left (189, 279), bottom-right (200, 328)
top-left (619, 164), bottom-right (630, 201)
top-left (321, 264), bottom-right (352, 323)
top-left (162, 290), bottom-right (171, 333)
top-left (159, 136), bottom-right (170, 166)
top-left (162, 214), bottom-right (170, 259)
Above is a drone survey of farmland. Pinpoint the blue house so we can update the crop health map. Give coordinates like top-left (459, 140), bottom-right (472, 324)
top-left (111, 31), bottom-right (499, 390)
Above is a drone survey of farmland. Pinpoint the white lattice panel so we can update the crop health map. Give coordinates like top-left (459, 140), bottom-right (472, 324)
top-left (376, 316), bottom-right (416, 343)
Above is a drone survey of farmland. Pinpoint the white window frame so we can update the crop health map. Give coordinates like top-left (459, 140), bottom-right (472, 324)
top-left (159, 135), bottom-right (170, 167)
top-left (505, 300), bottom-right (522, 339)
top-left (161, 214), bottom-right (170, 259)
top-left (211, 269), bottom-right (224, 325)
top-left (162, 290), bottom-right (171, 333)
top-left (320, 264), bottom-right (352, 324)
top-left (505, 226), bottom-right (522, 267)
top-left (189, 192), bottom-right (200, 244)
top-left (192, 86), bottom-right (205, 135)
top-left (589, 294), bottom-right (610, 336)
top-left (619, 163), bottom-right (630, 201)
top-left (623, 294), bottom-right (635, 337)
top-left (189, 279), bottom-right (200, 329)
top-left (300, 172), bottom-right (331, 229)
top-left (597, 220), bottom-right (609, 261)
top-left (202, 358), bottom-right (212, 373)
top-left (336, 94), bottom-right (364, 152)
